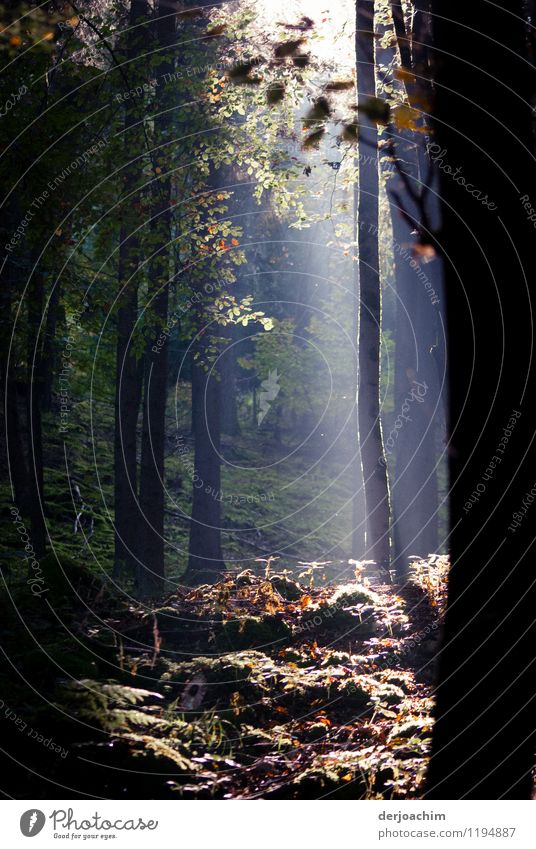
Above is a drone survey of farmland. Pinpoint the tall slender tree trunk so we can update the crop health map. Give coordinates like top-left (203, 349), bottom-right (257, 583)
top-left (426, 0), bottom-right (536, 798)
top-left (356, 0), bottom-right (391, 572)
top-left (351, 184), bottom-right (366, 558)
top-left (220, 323), bottom-right (241, 436)
top-left (113, 0), bottom-right (148, 580)
top-left (2, 209), bottom-right (31, 518)
top-left (186, 332), bottom-right (225, 584)
top-left (41, 281), bottom-right (62, 413)
top-left (26, 266), bottom-right (46, 556)
top-left (137, 0), bottom-right (174, 596)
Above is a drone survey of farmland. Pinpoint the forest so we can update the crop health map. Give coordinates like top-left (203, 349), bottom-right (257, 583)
top-left (0, 0), bottom-right (535, 803)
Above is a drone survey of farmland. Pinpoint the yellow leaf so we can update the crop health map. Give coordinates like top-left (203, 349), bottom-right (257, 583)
top-left (394, 68), bottom-right (416, 85)
top-left (393, 104), bottom-right (420, 131)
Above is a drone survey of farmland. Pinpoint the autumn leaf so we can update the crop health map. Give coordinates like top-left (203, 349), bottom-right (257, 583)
top-left (227, 61), bottom-right (263, 85)
top-left (358, 96), bottom-right (390, 124)
top-left (274, 38), bottom-right (305, 58)
top-left (325, 80), bottom-right (354, 92)
top-left (394, 67), bottom-right (417, 85)
top-left (277, 16), bottom-right (314, 32)
top-left (302, 129), bottom-right (325, 150)
top-left (413, 242), bottom-right (436, 260)
top-left (341, 123), bottom-right (358, 143)
top-left (303, 96), bottom-right (331, 127)
top-left (266, 82), bottom-right (285, 106)
top-left (299, 594), bottom-right (313, 609)
top-left (392, 104), bottom-right (420, 131)
top-left (292, 54), bottom-right (310, 68)
top-left (229, 691), bottom-right (246, 716)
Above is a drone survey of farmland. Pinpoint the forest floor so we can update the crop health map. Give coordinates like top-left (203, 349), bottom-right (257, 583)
top-left (0, 556), bottom-right (448, 799)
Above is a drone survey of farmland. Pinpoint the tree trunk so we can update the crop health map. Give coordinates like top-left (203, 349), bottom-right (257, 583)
top-left (220, 323), bottom-right (241, 436)
top-left (41, 281), bottom-right (61, 413)
top-left (356, 0), bottom-right (391, 572)
top-left (351, 182), bottom-right (366, 558)
top-left (426, 0), bottom-right (536, 798)
top-left (186, 334), bottom-right (225, 584)
top-left (137, 0), bottom-right (174, 596)
top-left (26, 267), bottom-right (46, 556)
top-left (389, 177), bottom-right (440, 575)
top-left (113, 0), bottom-right (148, 581)
top-left (1, 253), bottom-right (30, 515)
top-left (386, 0), bottom-right (442, 578)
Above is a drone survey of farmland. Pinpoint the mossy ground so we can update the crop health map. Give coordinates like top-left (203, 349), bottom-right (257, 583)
top-left (0, 558), bottom-right (445, 799)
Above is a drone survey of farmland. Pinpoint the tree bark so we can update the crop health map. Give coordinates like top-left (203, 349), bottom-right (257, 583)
top-left (220, 323), bottom-right (241, 436)
top-left (186, 334), bottom-right (225, 584)
top-left (26, 266), bottom-right (46, 556)
top-left (41, 281), bottom-right (62, 413)
top-left (384, 0), bottom-right (444, 578)
top-left (426, 0), bottom-right (536, 798)
top-left (356, 0), bottom-right (391, 572)
top-left (113, 0), bottom-right (148, 581)
top-left (137, 0), bottom-right (174, 596)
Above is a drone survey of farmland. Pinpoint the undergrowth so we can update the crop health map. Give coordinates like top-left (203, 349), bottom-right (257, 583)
top-left (0, 557), bottom-right (445, 799)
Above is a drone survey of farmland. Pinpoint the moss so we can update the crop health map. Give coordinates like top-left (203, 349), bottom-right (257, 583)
top-left (316, 601), bottom-right (377, 637)
top-left (329, 582), bottom-right (379, 607)
top-left (269, 574), bottom-right (303, 601)
top-left (217, 614), bottom-right (292, 650)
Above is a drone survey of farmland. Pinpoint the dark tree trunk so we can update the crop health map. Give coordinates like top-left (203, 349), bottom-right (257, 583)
top-left (356, 0), bottom-right (391, 572)
top-left (1, 255), bottom-right (27, 513)
top-left (186, 334), bottom-right (225, 584)
top-left (386, 0), bottom-right (443, 578)
top-left (26, 268), bottom-right (46, 556)
top-left (41, 281), bottom-right (61, 413)
top-left (137, 0), bottom-right (174, 596)
top-left (426, 0), bottom-right (536, 798)
top-left (389, 180), bottom-right (440, 576)
top-left (113, 0), bottom-right (148, 581)
top-left (5, 376), bottom-right (30, 517)
top-left (220, 323), bottom-right (241, 436)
